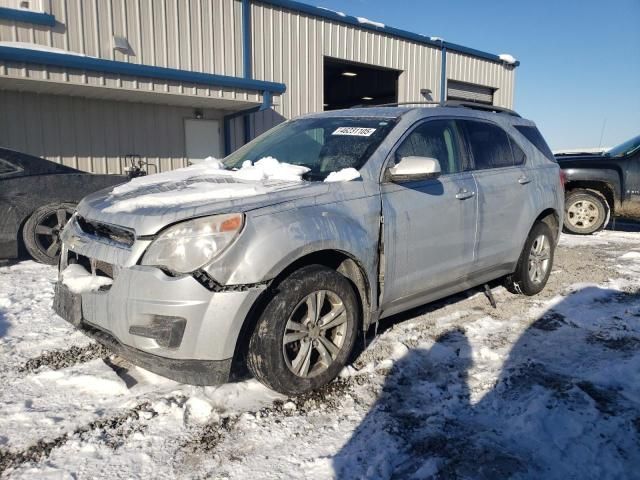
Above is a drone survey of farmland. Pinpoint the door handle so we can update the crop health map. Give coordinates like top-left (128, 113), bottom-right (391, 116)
top-left (518, 176), bottom-right (532, 185)
top-left (455, 189), bottom-right (475, 200)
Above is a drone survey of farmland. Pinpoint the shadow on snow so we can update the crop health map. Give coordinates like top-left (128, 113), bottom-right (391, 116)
top-left (333, 286), bottom-right (640, 479)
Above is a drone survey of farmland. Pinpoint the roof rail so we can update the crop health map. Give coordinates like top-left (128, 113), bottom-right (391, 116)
top-left (443, 100), bottom-right (521, 117)
top-left (353, 100), bottom-right (521, 117)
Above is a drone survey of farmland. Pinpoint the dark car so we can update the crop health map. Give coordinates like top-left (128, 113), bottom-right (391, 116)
top-left (0, 148), bottom-right (126, 264)
top-left (556, 134), bottom-right (640, 234)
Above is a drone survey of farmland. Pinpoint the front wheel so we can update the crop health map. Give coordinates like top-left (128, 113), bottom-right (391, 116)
top-left (505, 221), bottom-right (555, 296)
top-left (247, 265), bottom-right (359, 395)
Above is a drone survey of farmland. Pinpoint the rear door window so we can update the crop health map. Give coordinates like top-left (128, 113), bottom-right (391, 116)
top-left (394, 120), bottom-right (465, 175)
top-left (462, 120), bottom-right (515, 170)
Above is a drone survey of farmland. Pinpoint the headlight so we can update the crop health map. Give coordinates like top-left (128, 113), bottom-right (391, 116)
top-left (141, 214), bottom-right (243, 273)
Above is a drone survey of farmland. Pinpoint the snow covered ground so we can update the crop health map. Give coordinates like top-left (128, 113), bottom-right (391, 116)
top-left (0, 227), bottom-right (639, 479)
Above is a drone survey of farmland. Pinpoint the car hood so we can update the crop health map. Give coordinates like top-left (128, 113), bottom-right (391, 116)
top-left (77, 175), bottom-right (330, 236)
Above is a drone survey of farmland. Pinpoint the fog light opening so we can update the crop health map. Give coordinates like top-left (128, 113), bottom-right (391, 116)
top-left (129, 316), bottom-right (187, 349)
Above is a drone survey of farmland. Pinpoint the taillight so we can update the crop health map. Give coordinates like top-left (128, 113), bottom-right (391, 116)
top-left (559, 170), bottom-right (567, 188)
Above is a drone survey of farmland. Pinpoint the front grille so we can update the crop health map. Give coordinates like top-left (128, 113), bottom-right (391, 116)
top-left (76, 216), bottom-right (135, 247)
top-left (68, 251), bottom-right (116, 281)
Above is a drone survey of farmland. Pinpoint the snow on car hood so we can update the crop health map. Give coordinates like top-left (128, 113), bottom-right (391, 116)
top-left (76, 157), bottom-right (332, 236)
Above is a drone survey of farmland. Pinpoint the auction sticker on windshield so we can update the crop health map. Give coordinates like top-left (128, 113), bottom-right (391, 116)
top-left (332, 127), bottom-right (377, 137)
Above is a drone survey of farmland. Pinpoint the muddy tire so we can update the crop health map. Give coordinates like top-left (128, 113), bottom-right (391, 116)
top-left (563, 189), bottom-right (609, 235)
top-left (22, 202), bottom-right (75, 265)
top-left (505, 221), bottom-right (555, 296)
top-left (247, 265), bottom-right (359, 395)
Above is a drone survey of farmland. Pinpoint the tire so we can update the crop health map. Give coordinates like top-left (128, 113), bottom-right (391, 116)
top-left (247, 265), bottom-right (359, 395)
top-left (505, 221), bottom-right (555, 296)
top-left (22, 202), bottom-right (76, 265)
top-left (563, 189), bottom-right (609, 235)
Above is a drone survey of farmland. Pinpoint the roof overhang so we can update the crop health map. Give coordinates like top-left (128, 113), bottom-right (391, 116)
top-left (0, 45), bottom-right (285, 111)
top-left (0, 75), bottom-right (265, 111)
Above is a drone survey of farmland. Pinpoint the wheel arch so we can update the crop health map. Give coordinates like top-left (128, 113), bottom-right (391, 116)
top-left (230, 249), bottom-right (373, 378)
top-left (534, 208), bottom-right (561, 244)
top-left (565, 180), bottom-right (616, 215)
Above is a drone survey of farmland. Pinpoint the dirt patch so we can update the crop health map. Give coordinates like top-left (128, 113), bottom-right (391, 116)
top-left (18, 343), bottom-right (111, 374)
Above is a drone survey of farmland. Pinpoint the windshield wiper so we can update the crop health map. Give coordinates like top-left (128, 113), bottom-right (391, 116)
top-left (302, 171), bottom-right (326, 181)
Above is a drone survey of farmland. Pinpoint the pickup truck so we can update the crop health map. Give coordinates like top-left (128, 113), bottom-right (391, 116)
top-left (556, 134), bottom-right (640, 234)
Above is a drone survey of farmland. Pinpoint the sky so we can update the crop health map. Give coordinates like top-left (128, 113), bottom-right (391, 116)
top-left (310, 0), bottom-right (640, 150)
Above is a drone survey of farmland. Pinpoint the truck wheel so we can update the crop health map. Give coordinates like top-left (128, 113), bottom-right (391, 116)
top-left (563, 189), bottom-right (609, 235)
top-left (247, 265), bottom-right (359, 395)
top-left (505, 221), bottom-right (555, 296)
top-left (22, 202), bottom-right (75, 265)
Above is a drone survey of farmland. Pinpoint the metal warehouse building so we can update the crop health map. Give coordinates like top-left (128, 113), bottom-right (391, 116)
top-left (0, 0), bottom-right (518, 174)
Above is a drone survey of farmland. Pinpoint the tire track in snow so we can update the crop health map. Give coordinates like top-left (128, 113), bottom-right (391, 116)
top-left (0, 400), bottom-right (157, 475)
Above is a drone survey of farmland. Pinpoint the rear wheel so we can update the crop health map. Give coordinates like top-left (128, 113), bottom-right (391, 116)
top-left (505, 221), bottom-right (555, 296)
top-left (563, 189), bottom-right (609, 235)
top-left (247, 265), bottom-right (359, 395)
top-left (22, 202), bottom-right (75, 265)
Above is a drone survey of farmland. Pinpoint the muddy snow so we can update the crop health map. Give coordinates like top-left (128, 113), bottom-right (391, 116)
top-left (0, 228), bottom-right (639, 479)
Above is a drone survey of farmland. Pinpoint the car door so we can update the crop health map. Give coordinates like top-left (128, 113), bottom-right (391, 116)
top-left (380, 119), bottom-right (478, 315)
top-left (460, 119), bottom-right (535, 272)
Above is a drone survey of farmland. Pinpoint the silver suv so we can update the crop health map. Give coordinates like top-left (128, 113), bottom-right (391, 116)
top-left (54, 103), bottom-right (564, 395)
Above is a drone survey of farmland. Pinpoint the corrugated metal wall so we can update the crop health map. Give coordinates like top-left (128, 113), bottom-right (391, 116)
top-left (0, 90), bottom-right (228, 173)
top-left (446, 51), bottom-right (515, 108)
top-left (0, 0), bottom-right (517, 169)
top-left (0, 0), bottom-right (261, 102)
top-left (250, 1), bottom-right (443, 120)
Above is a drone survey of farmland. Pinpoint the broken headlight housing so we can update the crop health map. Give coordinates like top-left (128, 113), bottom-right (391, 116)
top-left (141, 214), bottom-right (244, 274)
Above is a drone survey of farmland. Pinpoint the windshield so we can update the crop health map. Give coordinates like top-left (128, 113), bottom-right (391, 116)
top-left (606, 134), bottom-right (640, 158)
top-left (223, 117), bottom-right (397, 180)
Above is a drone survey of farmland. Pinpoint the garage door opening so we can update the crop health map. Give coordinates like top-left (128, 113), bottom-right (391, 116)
top-left (324, 57), bottom-right (400, 111)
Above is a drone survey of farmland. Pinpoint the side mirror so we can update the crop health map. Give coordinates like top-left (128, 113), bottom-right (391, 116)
top-left (388, 156), bottom-right (442, 182)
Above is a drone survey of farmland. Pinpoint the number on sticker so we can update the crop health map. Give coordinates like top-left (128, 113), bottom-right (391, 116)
top-left (332, 127), bottom-right (377, 137)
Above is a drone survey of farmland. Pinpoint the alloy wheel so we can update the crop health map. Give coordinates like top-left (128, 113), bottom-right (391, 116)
top-left (282, 290), bottom-right (348, 378)
top-left (528, 234), bottom-right (551, 284)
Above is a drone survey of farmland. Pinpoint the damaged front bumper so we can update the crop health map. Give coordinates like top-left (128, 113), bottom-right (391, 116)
top-left (54, 216), bottom-right (266, 385)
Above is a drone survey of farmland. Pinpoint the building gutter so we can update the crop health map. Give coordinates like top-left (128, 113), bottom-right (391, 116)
top-left (242, 0), bottom-right (253, 145)
top-left (0, 46), bottom-right (286, 94)
top-left (0, 7), bottom-right (56, 27)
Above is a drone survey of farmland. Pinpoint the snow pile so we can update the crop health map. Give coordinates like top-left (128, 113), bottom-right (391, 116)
top-left (316, 6), bottom-right (346, 17)
top-left (111, 157), bottom-right (225, 195)
top-left (324, 168), bottom-right (361, 183)
top-left (183, 396), bottom-right (214, 426)
top-left (499, 53), bottom-right (517, 64)
top-left (356, 17), bottom-right (385, 28)
top-left (60, 264), bottom-right (113, 294)
top-left (430, 36), bottom-right (444, 42)
top-left (104, 157), bottom-right (310, 213)
top-left (233, 157), bottom-right (309, 182)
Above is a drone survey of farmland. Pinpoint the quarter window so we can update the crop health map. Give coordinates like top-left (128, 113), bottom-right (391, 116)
top-left (463, 121), bottom-right (515, 170)
top-left (395, 120), bottom-right (464, 175)
top-left (514, 125), bottom-right (555, 162)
